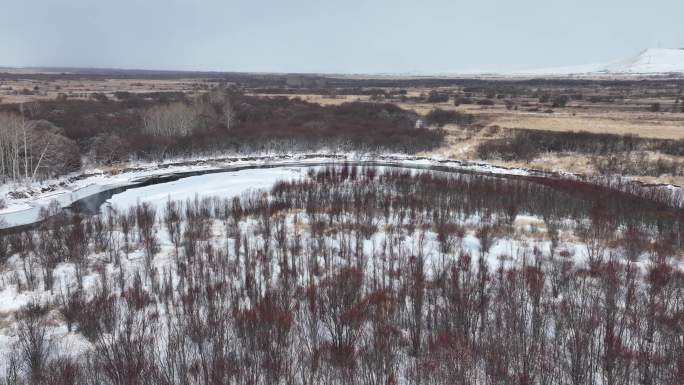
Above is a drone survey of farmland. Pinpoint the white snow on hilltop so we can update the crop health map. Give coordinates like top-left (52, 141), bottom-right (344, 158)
top-left (518, 48), bottom-right (684, 76)
top-left (603, 48), bottom-right (684, 74)
top-left (435, 48), bottom-right (684, 77)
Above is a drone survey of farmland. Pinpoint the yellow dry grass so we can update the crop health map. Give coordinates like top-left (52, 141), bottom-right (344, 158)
top-left (418, 122), bottom-right (684, 186)
top-left (247, 93), bottom-right (372, 105)
top-left (394, 100), bottom-right (684, 140)
top-left (490, 111), bottom-right (684, 140)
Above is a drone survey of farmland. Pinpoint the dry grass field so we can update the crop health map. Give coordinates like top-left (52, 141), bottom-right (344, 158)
top-left (262, 93), bottom-right (684, 139)
top-left (248, 93), bottom-right (373, 105)
top-left (489, 112), bottom-right (684, 139)
top-left (0, 77), bottom-right (211, 104)
top-left (253, 90), bottom-right (683, 135)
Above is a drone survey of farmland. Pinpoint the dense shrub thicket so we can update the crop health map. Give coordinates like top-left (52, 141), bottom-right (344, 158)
top-left (0, 90), bottom-right (444, 182)
top-left (423, 108), bottom-right (475, 127)
top-left (1, 167), bottom-right (682, 385)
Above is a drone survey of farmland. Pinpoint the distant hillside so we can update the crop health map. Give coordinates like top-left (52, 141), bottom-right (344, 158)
top-left (601, 48), bottom-right (684, 74)
top-left (517, 48), bottom-right (684, 76)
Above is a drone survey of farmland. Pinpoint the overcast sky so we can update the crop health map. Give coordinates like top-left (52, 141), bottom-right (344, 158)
top-left (1, 0), bottom-right (683, 74)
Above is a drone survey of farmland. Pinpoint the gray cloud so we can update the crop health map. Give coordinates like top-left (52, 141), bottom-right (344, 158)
top-left (1, 0), bottom-right (683, 73)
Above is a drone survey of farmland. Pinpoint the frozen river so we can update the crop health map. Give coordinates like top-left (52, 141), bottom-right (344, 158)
top-left (102, 166), bottom-right (309, 212)
top-left (0, 156), bottom-right (541, 231)
top-left (0, 166), bottom-right (311, 230)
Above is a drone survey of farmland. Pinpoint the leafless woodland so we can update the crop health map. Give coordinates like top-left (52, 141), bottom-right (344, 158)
top-left (0, 166), bottom-right (682, 385)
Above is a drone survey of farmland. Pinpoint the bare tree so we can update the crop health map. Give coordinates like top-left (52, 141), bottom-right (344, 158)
top-left (15, 303), bottom-right (52, 383)
top-left (0, 112), bottom-right (78, 182)
top-left (142, 102), bottom-right (197, 137)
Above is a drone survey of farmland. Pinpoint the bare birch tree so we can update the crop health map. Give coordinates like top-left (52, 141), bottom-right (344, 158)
top-left (142, 102), bottom-right (197, 137)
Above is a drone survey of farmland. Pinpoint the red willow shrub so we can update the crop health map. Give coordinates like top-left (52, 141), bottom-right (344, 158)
top-left (2, 166), bottom-right (682, 385)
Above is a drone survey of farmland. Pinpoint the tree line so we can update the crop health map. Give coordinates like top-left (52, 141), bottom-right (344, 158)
top-left (0, 89), bottom-right (443, 183)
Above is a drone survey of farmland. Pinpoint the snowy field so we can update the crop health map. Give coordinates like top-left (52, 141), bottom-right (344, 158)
top-left (0, 162), bottom-right (681, 382)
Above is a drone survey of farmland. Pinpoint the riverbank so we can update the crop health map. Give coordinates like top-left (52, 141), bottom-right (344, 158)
top-left (2, 153), bottom-right (681, 230)
top-left (0, 153), bottom-right (527, 227)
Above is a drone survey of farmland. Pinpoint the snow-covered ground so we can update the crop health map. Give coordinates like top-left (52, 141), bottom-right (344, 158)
top-left (0, 159), bottom-right (680, 379)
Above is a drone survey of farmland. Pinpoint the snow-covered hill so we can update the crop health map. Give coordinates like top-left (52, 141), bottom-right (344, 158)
top-left (517, 48), bottom-right (684, 76)
top-left (602, 48), bottom-right (684, 74)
